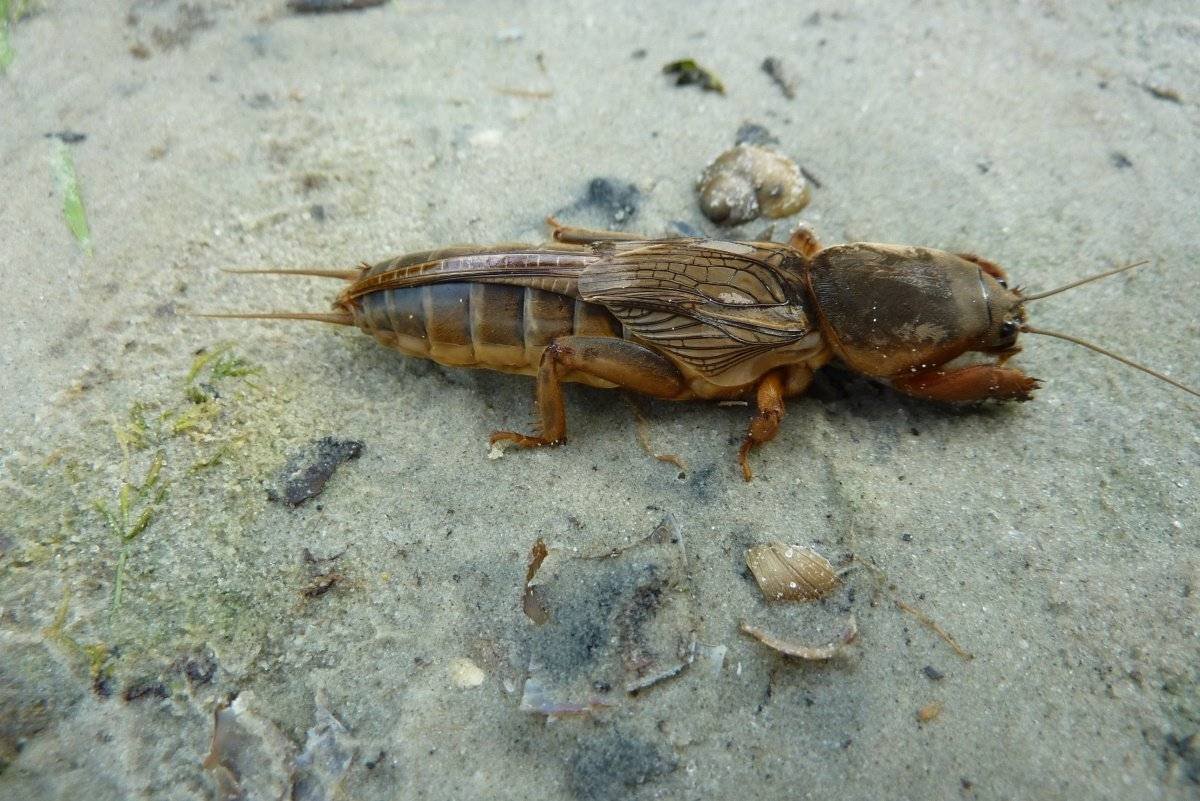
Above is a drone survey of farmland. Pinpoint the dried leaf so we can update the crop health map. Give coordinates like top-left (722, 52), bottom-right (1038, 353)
top-left (522, 538), bottom-right (550, 624)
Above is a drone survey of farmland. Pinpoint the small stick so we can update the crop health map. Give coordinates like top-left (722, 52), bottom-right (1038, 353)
top-left (493, 86), bottom-right (553, 100)
top-left (854, 555), bottom-right (973, 660)
top-left (624, 396), bottom-right (687, 473)
top-left (893, 598), bottom-right (973, 660)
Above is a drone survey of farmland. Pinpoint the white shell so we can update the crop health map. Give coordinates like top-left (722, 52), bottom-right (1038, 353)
top-left (739, 616), bottom-right (857, 660)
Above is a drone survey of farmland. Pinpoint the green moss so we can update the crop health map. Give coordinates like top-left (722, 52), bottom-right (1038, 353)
top-left (116, 401), bottom-right (153, 451)
top-left (211, 351), bottom-right (260, 381)
top-left (82, 642), bottom-right (112, 684)
top-left (187, 342), bottom-right (259, 384)
top-left (93, 451), bottom-right (167, 621)
top-left (189, 442), bottom-right (235, 472)
top-left (112, 345), bottom-right (259, 450)
top-left (662, 58), bottom-right (726, 94)
top-left (164, 399), bottom-right (219, 436)
top-left (0, 0), bottom-right (31, 71)
top-left (41, 592), bottom-right (89, 673)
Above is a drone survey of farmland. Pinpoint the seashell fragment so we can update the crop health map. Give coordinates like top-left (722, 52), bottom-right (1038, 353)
top-left (203, 692), bottom-right (296, 801)
top-left (697, 145), bottom-right (810, 225)
top-left (739, 616), bottom-right (857, 660)
top-left (745, 541), bottom-right (838, 602)
top-left (449, 658), bottom-right (485, 689)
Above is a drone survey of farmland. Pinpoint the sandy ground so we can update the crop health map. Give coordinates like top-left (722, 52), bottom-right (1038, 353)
top-left (2, 2), bottom-right (1199, 799)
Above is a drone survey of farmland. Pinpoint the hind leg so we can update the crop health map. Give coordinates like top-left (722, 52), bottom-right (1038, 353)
top-left (490, 337), bottom-right (690, 448)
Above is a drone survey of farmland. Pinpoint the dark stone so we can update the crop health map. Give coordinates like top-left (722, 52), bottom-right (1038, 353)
top-left (123, 679), bottom-right (169, 702)
top-left (267, 437), bottom-right (364, 506)
top-left (584, 178), bottom-right (639, 224)
top-left (734, 122), bottom-right (779, 147)
top-left (44, 131), bottom-right (88, 144)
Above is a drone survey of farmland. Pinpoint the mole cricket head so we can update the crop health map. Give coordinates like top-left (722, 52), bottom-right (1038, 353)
top-left (807, 244), bottom-right (1199, 401)
top-left (806, 244), bottom-right (1028, 377)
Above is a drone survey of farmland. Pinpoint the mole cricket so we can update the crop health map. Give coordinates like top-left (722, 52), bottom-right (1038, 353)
top-left (206, 219), bottom-right (1198, 480)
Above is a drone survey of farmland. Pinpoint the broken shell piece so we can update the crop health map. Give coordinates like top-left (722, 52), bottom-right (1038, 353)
top-left (293, 690), bottom-right (357, 801)
top-left (697, 145), bottom-right (810, 225)
top-left (739, 616), bottom-right (857, 660)
top-left (204, 692), bottom-right (296, 801)
top-left (449, 658), bottom-right (485, 689)
top-left (745, 541), bottom-right (838, 602)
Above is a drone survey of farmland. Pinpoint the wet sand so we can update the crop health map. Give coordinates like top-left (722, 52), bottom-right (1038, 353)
top-left (2, 2), bottom-right (1198, 799)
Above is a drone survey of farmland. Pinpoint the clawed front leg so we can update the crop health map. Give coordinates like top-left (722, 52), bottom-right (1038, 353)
top-left (889, 363), bottom-right (1040, 402)
top-left (490, 336), bottom-right (689, 450)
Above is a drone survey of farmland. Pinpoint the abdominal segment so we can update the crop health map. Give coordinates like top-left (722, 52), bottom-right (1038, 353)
top-left (354, 282), bottom-right (622, 384)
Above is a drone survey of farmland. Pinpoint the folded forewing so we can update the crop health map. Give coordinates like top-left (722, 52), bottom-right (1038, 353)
top-left (341, 247), bottom-right (599, 302)
top-left (579, 240), bottom-right (813, 376)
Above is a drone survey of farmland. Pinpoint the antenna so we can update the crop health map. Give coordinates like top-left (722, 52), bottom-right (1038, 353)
top-left (1022, 325), bottom-right (1200, 400)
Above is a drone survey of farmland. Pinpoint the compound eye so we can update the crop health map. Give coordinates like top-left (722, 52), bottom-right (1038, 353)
top-left (1000, 319), bottom-right (1019, 338)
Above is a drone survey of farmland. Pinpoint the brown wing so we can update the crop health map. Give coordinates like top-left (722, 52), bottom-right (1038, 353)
top-left (578, 240), bottom-right (813, 376)
top-left (339, 246), bottom-right (601, 303)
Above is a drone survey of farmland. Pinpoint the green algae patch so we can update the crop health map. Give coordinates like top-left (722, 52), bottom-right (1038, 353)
top-left (40, 592), bottom-right (116, 695)
top-left (0, 340), bottom-right (311, 701)
top-left (113, 343), bottom-right (261, 447)
top-left (116, 401), bottom-right (154, 451)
